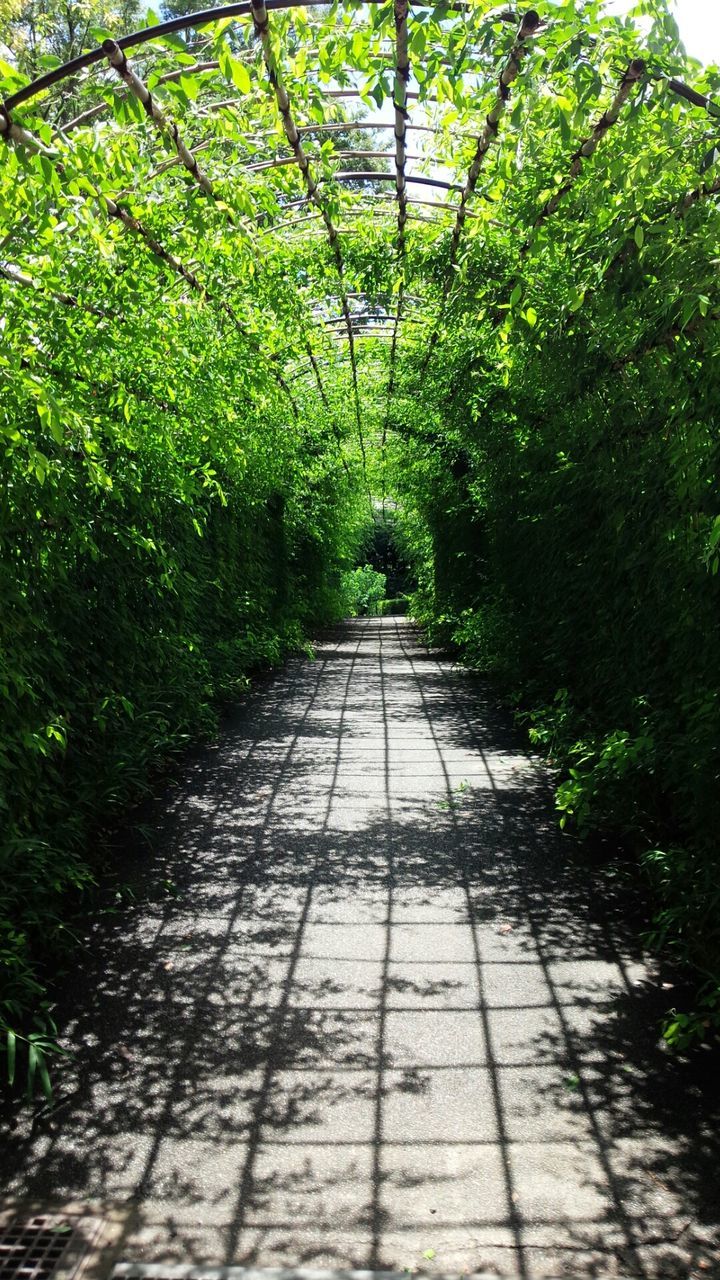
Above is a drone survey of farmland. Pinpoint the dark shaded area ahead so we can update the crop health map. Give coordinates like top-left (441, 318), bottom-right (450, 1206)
top-left (3, 619), bottom-right (719, 1278)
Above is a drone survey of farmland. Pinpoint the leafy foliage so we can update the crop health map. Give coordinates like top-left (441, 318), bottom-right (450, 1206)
top-left (393, 158), bottom-right (720, 1044)
top-left (2, 0), bottom-right (720, 1086)
top-left (341, 563), bottom-right (387, 616)
top-left (0, 0), bottom-right (142, 78)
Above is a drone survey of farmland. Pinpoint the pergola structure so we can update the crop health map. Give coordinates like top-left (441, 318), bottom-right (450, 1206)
top-left (1, 0), bottom-right (719, 491)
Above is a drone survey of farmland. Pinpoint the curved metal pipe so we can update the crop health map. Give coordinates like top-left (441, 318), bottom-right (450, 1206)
top-left (3, 0), bottom-right (513, 111)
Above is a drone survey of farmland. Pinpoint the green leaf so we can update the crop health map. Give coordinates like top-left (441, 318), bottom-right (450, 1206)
top-left (700, 144), bottom-right (720, 173)
top-left (27, 1043), bottom-right (37, 1099)
top-left (370, 81), bottom-right (385, 109)
top-left (218, 45), bottom-right (234, 85)
top-left (178, 74), bottom-right (200, 102)
top-left (634, 225), bottom-right (644, 249)
top-left (211, 16), bottom-right (236, 38)
top-left (38, 1050), bottom-right (53, 1101)
top-left (228, 58), bottom-right (251, 95)
top-left (125, 94), bottom-right (146, 124)
top-left (7, 1029), bottom-right (16, 1086)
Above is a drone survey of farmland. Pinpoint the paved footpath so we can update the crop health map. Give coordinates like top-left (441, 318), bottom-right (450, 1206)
top-left (4, 619), bottom-right (720, 1278)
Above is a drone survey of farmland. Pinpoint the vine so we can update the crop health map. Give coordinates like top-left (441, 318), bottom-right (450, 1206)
top-left (2, 0), bottom-right (720, 1090)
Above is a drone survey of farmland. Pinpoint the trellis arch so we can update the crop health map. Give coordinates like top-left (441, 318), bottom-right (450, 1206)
top-left (5, 0), bottom-right (720, 1107)
top-left (1, 0), bottom-right (719, 493)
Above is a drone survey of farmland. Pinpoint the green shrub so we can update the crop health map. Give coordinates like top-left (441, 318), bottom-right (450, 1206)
top-left (341, 564), bottom-right (387, 616)
top-left (0, 363), bottom-right (368, 1095)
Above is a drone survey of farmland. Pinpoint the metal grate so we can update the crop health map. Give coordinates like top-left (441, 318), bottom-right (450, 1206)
top-left (0, 1215), bottom-right (104, 1280)
top-left (0, 1217), bottom-right (76, 1280)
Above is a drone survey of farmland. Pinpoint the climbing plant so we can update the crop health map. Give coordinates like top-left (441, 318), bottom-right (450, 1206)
top-left (2, 0), bottom-right (720, 1090)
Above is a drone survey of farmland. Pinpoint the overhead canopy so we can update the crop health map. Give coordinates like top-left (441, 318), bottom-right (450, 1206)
top-left (1, 0), bottom-right (718, 495)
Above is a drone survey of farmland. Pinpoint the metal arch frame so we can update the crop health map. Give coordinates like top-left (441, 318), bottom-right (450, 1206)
top-left (321, 315), bottom-right (429, 330)
top-left (141, 148), bottom-right (467, 198)
top-left (274, 304), bottom-right (429, 360)
top-left (245, 197), bottom-right (469, 253)
top-left (3, 2), bottom-right (715, 188)
top-left (287, 341), bottom-right (414, 375)
top-left (260, 193), bottom-right (473, 219)
top-left (316, 303), bottom-right (429, 320)
top-left (287, 350), bottom-right (395, 388)
top-left (2, 0), bottom-right (717, 446)
top-left (2, 1), bottom-right (516, 111)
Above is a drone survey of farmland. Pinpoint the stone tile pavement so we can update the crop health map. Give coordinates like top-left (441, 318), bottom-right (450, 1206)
top-left (3, 619), bottom-right (719, 1278)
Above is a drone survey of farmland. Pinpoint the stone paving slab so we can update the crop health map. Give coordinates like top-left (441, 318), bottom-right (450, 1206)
top-left (2, 619), bottom-right (719, 1279)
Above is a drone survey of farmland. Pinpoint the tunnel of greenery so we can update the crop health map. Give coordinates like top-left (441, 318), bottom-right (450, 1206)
top-left (1, 0), bottom-right (719, 1091)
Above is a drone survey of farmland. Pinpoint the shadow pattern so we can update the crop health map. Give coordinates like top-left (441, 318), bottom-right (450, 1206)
top-left (2, 619), bottom-right (719, 1279)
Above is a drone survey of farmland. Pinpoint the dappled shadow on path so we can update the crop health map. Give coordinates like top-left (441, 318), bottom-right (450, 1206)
top-left (2, 619), bottom-right (719, 1279)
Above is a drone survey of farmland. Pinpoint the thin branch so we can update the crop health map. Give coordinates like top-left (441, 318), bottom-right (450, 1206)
top-left (610, 308), bottom-right (719, 370)
top-left (532, 58), bottom-right (646, 230)
top-left (0, 108), bottom-right (298, 416)
top-left (393, 0), bottom-right (411, 260)
top-left (103, 40), bottom-right (217, 199)
top-left (249, 0), bottom-right (370, 489)
top-left (420, 9), bottom-right (540, 375)
top-left (0, 106), bottom-right (55, 154)
top-left (450, 8), bottom-right (540, 264)
top-left (675, 174), bottom-right (720, 217)
top-left (0, 260), bottom-right (107, 316)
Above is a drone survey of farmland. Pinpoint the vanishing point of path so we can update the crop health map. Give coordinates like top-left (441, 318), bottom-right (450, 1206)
top-left (4, 619), bottom-right (719, 1278)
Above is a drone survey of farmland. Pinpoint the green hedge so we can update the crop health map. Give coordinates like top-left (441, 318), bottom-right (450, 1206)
top-left (1, 376), bottom-right (364, 1088)
top-left (393, 272), bottom-right (720, 1050)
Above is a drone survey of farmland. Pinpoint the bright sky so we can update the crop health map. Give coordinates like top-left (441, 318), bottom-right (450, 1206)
top-left (400, 2), bottom-right (720, 187)
top-left (670, 0), bottom-right (720, 62)
top-left (605, 0), bottom-right (720, 64)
